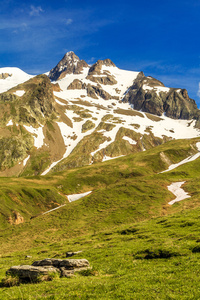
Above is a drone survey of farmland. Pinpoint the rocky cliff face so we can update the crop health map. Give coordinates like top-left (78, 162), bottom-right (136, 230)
top-left (49, 51), bottom-right (89, 81)
top-left (123, 72), bottom-right (199, 121)
top-left (86, 59), bottom-right (117, 85)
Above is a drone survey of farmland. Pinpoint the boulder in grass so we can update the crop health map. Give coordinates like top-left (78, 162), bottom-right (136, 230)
top-left (32, 258), bottom-right (89, 270)
top-left (6, 258), bottom-right (90, 283)
top-left (6, 265), bottom-right (59, 282)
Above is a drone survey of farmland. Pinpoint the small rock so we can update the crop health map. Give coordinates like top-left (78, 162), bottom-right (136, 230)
top-left (66, 251), bottom-right (83, 257)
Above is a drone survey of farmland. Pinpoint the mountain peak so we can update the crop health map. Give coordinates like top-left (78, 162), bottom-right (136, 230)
top-left (88, 59), bottom-right (116, 76)
top-left (63, 51), bottom-right (79, 62)
top-left (49, 51), bottom-right (88, 81)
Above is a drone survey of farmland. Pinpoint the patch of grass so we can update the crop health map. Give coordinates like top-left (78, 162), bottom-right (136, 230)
top-left (73, 117), bottom-right (83, 122)
top-left (82, 120), bottom-right (95, 133)
top-left (71, 100), bottom-right (93, 107)
top-left (135, 248), bottom-right (179, 259)
top-left (114, 108), bottom-right (144, 118)
top-left (130, 123), bottom-right (140, 129)
top-left (78, 268), bottom-right (97, 277)
top-left (101, 114), bottom-right (113, 122)
top-left (0, 275), bottom-right (20, 287)
top-left (95, 122), bottom-right (116, 132)
top-left (46, 121), bottom-right (56, 132)
top-left (145, 112), bottom-right (163, 122)
top-left (21, 150), bottom-right (51, 176)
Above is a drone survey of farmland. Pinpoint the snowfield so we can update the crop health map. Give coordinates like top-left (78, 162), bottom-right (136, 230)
top-left (23, 125), bottom-right (45, 149)
top-left (0, 67), bottom-right (34, 93)
top-left (168, 182), bottom-right (190, 205)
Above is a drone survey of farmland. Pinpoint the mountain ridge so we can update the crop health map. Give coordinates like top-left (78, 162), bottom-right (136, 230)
top-left (0, 51), bottom-right (199, 176)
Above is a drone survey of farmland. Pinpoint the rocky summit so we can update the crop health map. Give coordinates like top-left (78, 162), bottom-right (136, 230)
top-left (0, 51), bottom-right (200, 177)
top-left (49, 51), bottom-right (89, 81)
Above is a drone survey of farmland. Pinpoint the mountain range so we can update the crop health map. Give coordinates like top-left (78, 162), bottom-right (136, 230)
top-left (0, 51), bottom-right (200, 177)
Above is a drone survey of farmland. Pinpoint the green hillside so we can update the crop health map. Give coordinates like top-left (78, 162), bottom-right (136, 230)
top-left (0, 137), bottom-right (200, 298)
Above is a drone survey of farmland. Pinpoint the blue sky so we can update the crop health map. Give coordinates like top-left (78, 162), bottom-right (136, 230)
top-left (1, 0), bottom-right (200, 105)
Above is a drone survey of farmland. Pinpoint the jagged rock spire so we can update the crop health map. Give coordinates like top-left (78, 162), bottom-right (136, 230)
top-left (49, 51), bottom-right (89, 81)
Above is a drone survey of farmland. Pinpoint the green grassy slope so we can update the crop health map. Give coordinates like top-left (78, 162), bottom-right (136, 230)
top-left (0, 137), bottom-right (200, 298)
top-left (1, 205), bottom-right (200, 299)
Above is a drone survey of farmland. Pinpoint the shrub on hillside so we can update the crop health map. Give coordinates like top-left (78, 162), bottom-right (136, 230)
top-left (134, 248), bottom-right (179, 259)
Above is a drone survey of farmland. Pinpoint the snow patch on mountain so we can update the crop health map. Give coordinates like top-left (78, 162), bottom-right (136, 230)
top-left (6, 120), bottom-right (13, 126)
top-left (23, 155), bottom-right (30, 166)
top-left (23, 125), bottom-right (45, 149)
top-left (0, 68), bottom-right (34, 93)
top-left (102, 155), bottom-right (125, 162)
top-left (14, 90), bottom-right (25, 97)
top-left (67, 191), bottom-right (92, 202)
top-left (168, 182), bottom-right (190, 205)
top-left (98, 66), bottom-right (139, 98)
top-left (122, 136), bottom-right (137, 145)
top-left (143, 84), bottom-right (170, 95)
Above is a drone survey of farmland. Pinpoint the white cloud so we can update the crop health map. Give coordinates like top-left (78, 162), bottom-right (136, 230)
top-left (30, 5), bottom-right (44, 16)
top-left (65, 18), bottom-right (73, 25)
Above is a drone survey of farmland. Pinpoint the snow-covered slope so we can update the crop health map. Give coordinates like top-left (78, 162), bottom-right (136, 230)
top-left (0, 67), bottom-right (34, 93)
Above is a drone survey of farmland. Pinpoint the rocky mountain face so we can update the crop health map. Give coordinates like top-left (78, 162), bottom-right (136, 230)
top-left (49, 51), bottom-right (89, 81)
top-left (86, 59), bottom-right (117, 85)
top-left (123, 72), bottom-right (200, 122)
top-left (0, 51), bottom-right (199, 177)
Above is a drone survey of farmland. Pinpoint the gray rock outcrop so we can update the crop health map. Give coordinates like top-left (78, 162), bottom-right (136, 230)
top-left (6, 258), bottom-right (90, 282)
top-left (86, 84), bottom-right (112, 100)
top-left (88, 59), bottom-right (116, 75)
top-left (87, 59), bottom-right (117, 85)
top-left (123, 72), bottom-right (199, 122)
top-left (6, 265), bottom-right (58, 281)
top-left (67, 79), bottom-right (86, 90)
